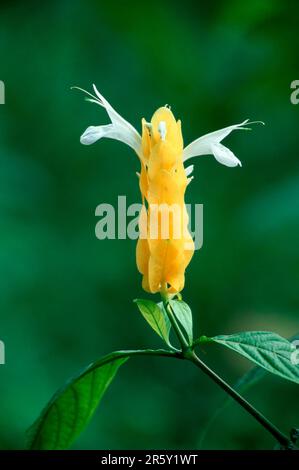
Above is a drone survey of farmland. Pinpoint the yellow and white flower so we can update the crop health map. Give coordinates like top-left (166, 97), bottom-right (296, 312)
top-left (77, 85), bottom-right (260, 294)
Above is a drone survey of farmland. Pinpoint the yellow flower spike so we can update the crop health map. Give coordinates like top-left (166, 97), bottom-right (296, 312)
top-left (138, 106), bottom-right (193, 293)
top-left (78, 85), bottom-right (260, 294)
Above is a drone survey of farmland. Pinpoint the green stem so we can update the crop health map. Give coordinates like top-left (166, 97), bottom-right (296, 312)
top-left (93, 347), bottom-right (292, 447)
top-left (88, 349), bottom-right (182, 371)
top-left (187, 350), bottom-right (291, 448)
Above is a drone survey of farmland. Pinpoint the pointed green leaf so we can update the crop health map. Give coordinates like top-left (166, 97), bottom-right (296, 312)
top-left (169, 300), bottom-right (193, 344)
top-left (211, 331), bottom-right (299, 385)
top-left (27, 354), bottom-right (129, 450)
top-left (134, 299), bottom-right (171, 346)
top-left (233, 332), bottom-right (299, 393)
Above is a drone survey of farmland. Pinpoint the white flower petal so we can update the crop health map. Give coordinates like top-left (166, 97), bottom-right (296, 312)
top-left (80, 122), bottom-right (142, 154)
top-left (92, 85), bottom-right (141, 154)
top-left (184, 164), bottom-right (194, 177)
top-left (76, 85), bottom-right (142, 156)
top-left (80, 124), bottom-right (113, 145)
top-left (211, 142), bottom-right (242, 167)
top-left (183, 119), bottom-right (250, 163)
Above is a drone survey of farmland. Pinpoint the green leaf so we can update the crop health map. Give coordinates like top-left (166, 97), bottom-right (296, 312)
top-left (211, 331), bottom-right (299, 385)
top-left (169, 300), bottom-right (193, 344)
top-left (233, 332), bottom-right (299, 393)
top-left (134, 299), bottom-right (171, 346)
top-left (27, 354), bottom-right (128, 450)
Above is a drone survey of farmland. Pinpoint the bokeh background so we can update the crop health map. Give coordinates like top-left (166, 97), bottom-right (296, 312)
top-left (0, 0), bottom-right (298, 450)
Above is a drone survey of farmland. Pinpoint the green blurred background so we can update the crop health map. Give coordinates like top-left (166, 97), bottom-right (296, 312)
top-left (0, 0), bottom-right (298, 450)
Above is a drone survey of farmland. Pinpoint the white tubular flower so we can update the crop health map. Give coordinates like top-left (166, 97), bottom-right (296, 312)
top-left (183, 119), bottom-right (264, 168)
top-left (75, 86), bottom-right (263, 172)
top-left (74, 85), bottom-right (142, 157)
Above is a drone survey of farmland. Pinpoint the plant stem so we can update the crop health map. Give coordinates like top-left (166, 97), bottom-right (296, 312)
top-left (108, 348), bottom-right (182, 360)
top-left (86, 348), bottom-right (182, 376)
top-left (93, 347), bottom-right (292, 447)
top-left (187, 350), bottom-right (291, 448)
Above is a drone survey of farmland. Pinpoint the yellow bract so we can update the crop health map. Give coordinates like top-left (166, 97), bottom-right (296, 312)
top-left (137, 107), bottom-right (194, 294)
